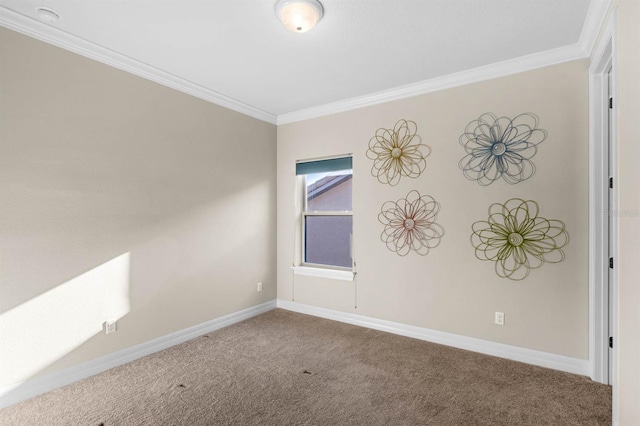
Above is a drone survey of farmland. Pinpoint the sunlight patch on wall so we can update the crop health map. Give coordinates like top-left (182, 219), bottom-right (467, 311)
top-left (0, 253), bottom-right (131, 388)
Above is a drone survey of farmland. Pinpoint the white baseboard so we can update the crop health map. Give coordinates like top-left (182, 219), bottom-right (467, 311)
top-left (277, 299), bottom-right (590, 377)
top-left (0, 300), bottom-right (277, 409)
top-left (1, 299), bottom-right (590, 410)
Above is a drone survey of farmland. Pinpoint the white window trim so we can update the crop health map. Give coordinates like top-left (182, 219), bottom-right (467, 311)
top-left (296, 163), bottom-right (354, 274)
top-left (291, 265), bottom-right (355, 282)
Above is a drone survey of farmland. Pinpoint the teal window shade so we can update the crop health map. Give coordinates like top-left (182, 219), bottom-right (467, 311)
top-left (296, 157), bottom-right (352, 175)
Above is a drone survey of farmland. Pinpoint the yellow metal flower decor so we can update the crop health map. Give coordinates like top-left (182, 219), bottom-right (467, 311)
top-left (459, 113), bottom-right (546, 186)
top-left (367, 119), bottom-right (431, 186)
top-left (471, 198), bottom-right (569, 280)
top-left (379, 190), bottom-right (444, 256)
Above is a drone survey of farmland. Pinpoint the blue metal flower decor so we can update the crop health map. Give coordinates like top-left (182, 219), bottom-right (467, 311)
top-left (459, 113), bottom-right (547, 186)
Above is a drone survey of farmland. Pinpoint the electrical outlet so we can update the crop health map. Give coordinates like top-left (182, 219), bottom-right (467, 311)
top-left (257, 282), bottom-right (263, 292)
top-left (105, 320), bottom-right (117, 334)
top-left (494, 312), bottom-right (505, 326)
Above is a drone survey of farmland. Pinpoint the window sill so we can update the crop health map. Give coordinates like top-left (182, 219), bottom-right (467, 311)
top-left (291, 266), bottom-right (355, 282)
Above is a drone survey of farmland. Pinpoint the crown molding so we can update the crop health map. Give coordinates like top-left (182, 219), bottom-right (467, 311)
top-left (0, 6), bottom-right (277, 125)
top-left (277, 0), bottom-right (613, 125)
top-left (277, 43), bottom-right (587, 124)
top-left (2, 1), bottom-right (610, 128)
top-left (578, 0), bottom-right (614, 57)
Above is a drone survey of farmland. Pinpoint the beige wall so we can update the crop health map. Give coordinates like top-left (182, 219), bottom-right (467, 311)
top-left (278, 60), bottom-right (589, 359)
top-left (2, 5), bottom-right (633, 417)
top-left (0, 27), bottom-right (277, 388)
top-left (613, 1), bottom-right (640, 424)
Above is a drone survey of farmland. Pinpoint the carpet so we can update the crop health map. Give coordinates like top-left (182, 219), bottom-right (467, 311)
top-left (0, 309), bottom-right (611, 425)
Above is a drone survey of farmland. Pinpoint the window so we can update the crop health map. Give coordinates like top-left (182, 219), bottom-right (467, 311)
top-left (296, 157), bottom-right (353, 270)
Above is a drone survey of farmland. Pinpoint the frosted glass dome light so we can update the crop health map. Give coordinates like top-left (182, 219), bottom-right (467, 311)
top-left (275, 0), bottom-right (324, 33)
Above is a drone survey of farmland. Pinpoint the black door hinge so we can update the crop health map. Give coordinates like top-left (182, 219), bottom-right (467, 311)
top-left (609, 97), bottom-right (613, 109)
top-left (609, 336), bottom-right (613, 349)
top-left (609, 177), bottom-right (613, 189)
top-left (609, 257), bottom-right (614, 269)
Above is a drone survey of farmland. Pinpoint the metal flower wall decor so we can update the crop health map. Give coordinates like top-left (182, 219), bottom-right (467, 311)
top-left (459, 113), bottom-right (547, 186)
top-left (471, 198), bottom-right (569, 280)
top-left (367, 119), bottom-right (431, 186)
top-left (379, 190), bottom-right (444, 256)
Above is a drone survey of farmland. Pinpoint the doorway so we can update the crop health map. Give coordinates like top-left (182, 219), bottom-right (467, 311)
top-left (588, 13), bottom-right (616, 392)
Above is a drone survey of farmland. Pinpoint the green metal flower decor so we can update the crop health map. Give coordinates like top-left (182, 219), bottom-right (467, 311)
top-left (459, 113), bottom-right (547, 186)
top-left (379, 190), bottom-right (444, 256)
top-left (367, 119), bottom-right (431, 186)
top-left (471, 198), bottom-right (569, 280)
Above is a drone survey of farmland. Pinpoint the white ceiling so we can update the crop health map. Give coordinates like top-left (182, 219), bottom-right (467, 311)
top-left (1, 0), bottom-right (596, 122)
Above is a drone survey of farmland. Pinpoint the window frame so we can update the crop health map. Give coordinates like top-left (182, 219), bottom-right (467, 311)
top-left (293, 156), bottom-right (355, 280)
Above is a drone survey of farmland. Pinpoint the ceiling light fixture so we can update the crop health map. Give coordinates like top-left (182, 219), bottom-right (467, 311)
top-left (275, 0), bottom-right (324, 33)
top-left (35, 6), bottom-right (60, 23)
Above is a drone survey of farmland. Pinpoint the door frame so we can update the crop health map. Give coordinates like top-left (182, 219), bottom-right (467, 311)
top-left (588, 5), bottom-right (617, 395)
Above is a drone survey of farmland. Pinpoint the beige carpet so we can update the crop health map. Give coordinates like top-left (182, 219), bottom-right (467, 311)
top-left (0, 309), bottom-right (611, 425)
